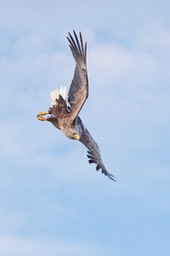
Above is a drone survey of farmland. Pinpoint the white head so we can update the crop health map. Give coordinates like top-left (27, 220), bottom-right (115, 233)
top-left (50, 86), bottom-right (67, 106)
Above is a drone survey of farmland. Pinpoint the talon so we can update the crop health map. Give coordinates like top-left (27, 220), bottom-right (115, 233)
top-left (37, 111), bottom-right (49, 121)
top-left (38, 111), bottom-right (49, 115)
top-left (37, 115), bottom-right (46, 121)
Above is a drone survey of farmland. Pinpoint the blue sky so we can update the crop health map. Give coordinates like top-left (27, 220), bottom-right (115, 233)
top-left (0, 0), bottom-right (170, 255)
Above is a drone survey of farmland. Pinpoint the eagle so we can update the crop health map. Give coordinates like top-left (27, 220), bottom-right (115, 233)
top-left (37, 31), bottom-right (115, 181)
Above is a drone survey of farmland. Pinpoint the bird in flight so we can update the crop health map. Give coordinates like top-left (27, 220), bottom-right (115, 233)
top-left (37, 31), bottom-right (115, 181)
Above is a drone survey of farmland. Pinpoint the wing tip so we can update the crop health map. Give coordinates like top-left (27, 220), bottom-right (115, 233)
top-left (100, 167), bottom-right (116, 182)
top-left (66, 30), bottom-right (87, 59)
top-left (105, 172), bottom-right (116, 182)
top-left (86, 150), bottom-right (116, 182)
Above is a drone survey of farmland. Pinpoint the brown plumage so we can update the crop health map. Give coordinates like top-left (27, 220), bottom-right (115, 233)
top-left (37, 31), bottom-right (115, 181)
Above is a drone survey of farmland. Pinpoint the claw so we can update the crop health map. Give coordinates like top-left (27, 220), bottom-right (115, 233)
top-left (37, 115), bottom-right (46, 121)
top-left (37, 111), bottom-right (49, 121)
top-left (38, 111), bottom-right (49, 115)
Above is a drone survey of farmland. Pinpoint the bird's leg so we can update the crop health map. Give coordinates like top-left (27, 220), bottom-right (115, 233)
top-left (37, 111), bottom-right (49, 121)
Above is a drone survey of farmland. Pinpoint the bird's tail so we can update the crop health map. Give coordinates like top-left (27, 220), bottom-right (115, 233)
top-left (50, 86), bottom-right (67, 106)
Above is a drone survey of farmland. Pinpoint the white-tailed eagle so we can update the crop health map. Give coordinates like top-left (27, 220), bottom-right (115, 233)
top-left (37, 31), bottom-right (115, 181)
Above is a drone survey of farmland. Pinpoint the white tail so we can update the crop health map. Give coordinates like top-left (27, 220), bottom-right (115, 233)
top-left (50, 86), bottom-right (67, 106)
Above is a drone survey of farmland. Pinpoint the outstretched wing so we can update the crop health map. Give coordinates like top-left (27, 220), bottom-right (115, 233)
top-left (67, 31), bottom-right (88, 121)
top-left (76, 118), bottom-right (115, 181)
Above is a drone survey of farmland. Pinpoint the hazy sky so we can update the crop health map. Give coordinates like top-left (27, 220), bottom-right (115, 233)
top-left (0, 1), bottom-right (170, 255)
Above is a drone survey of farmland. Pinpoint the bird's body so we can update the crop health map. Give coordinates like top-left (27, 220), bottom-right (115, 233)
top-left (37, 31), bottom-right (115, 181)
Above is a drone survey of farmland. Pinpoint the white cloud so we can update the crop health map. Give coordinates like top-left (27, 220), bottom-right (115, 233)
top-left (0, 236), bottom-right (104, 256)
top-left (135, 23), bottom-right (170, 53)
top-left (1, 21), bottom-right (169, 182)
top-left (0, 213), bottom-right (26, 234)
top-left (0, 120), bottom-right (26, 157)
top-left (0, 3), bottom-right (170, 256)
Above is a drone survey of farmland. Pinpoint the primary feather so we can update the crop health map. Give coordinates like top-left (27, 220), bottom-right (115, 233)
top-left (67, 31), bottom-right (89, 121)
